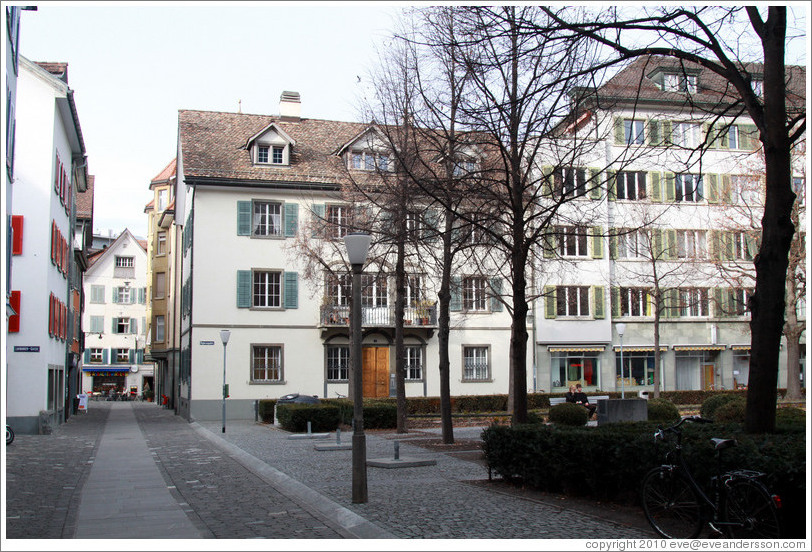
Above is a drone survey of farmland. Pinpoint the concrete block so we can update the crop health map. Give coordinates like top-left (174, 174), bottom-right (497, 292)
top-left (366, 457), bottom-right (437, 468)
top-left (597, 398), bottom-right (648, 426)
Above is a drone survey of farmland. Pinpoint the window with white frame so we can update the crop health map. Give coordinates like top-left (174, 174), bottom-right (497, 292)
top-left (616, 228), bottom-right (648, 259)
top-left (557, 226), bottom-right (589, 257)
top-left (89, 348), bottom-right (103, 363)
top-left (326, 346), bottom-right (349, 381)
top-left (115, 318), bottom-right (131, 334)
top-left (452, 158), bottom-right (476, 177)
top-left (624, 119), bottom-right (645, 145)
top-left (556, 167), bottom-right (587, 197)
top-left (620, 287), bottom-right (651, 317)
top-left (671, 122), bottom-right (701, 148)
top-left (663, 73), bottom-right (698, 93)
top-left (115, 286), bottom-right (131, 303)
top-left (406, 275), bottom-right (424, 307)
top-left (351, 150), bottom-right (390, 172)
top-left (730, 288), bottom-right (752, 316)
top-left (154, 315), bottom-right (165, 342)
top-left (257, 145), bottom-right (285, 165)
top-left (615, 172), bottom-right (647, 200)
top-left (733, 232), bottom-right (755, 261)
top-left (158, 189), bottom-right (168, 211)
top-left (325, 272), bottom-right (351, 307)
top-left (679, 287), bottom-right (709, 317)
top-left (676, 230), bottom-right (707, 259)
top-left (725, 126), bottom-right (739, 149)
top-left (404, 346), bottom-right (423, 380)
top-left (253, 201), bottom-right (282, 237)
top-left (361, 274), bottom-right (388, 308)
top-left (115, 256), bottom-right (134, 268)
top-left (327, 204), bottom-right (352, 239)
top-left (405, 212), bottom-right (425, 240)
top-left (252, 345), bottom-right (283, 382)
top-left (463, 276), bottom-right (488, 312)
top-left (115, 348), bottom-right (130, 364)
top-left (675, 174), bottom-right (703, 202)
top-left (157, 232), bottom-right (167, 255)
top-left (253, 271), bottom-right (281, 308)
top-left (463, 346), bottom-right (490, 381)
top-left (556, 286), bottom-right (590, 317)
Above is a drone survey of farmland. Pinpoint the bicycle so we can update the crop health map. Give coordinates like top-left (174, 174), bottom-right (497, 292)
top-left (6, 425), bottom-right (14, 445)
top-left (640, 415), bottom-right (782, 539)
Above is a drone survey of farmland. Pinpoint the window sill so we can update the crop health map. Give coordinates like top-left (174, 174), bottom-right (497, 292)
top-left (249, 380), bottom-right (286, 385)
top-left (462, 379), bottom-right (493, 383)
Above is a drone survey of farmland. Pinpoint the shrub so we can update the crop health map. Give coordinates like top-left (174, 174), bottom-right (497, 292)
top-left (363, 402), bottom-right (397, 429)
top-left (700, 393), bottom-right (742, 420)
top-left (258, 399), bottom-right (276, 423)
top-left (276, 403), bottom-right (340, 433)
top-left (647, 398), bottom-right (680, 423)
top-left (713, 397), bottom-right (746, 423)
top-left (776, 407), bottom-right (806, 428)
top-left (548, 403), bottom-right (588, 426)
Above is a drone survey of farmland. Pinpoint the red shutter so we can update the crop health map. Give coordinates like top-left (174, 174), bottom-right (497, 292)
top-left (11, 215), bottom-right (23, 255)
top-left (48, 294), bottom-right (54, 336)
top-left (8, 290), bottom-right (21, 332)
top-left (61, 303), bottom-right (67, 339)
top-left (54, 156), bottom-right (60, 194)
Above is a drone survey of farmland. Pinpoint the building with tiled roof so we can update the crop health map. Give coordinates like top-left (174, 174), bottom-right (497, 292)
top-left (174, 92), bottom-right (518, 421)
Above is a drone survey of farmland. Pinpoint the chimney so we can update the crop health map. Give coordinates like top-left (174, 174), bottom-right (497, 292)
top-left (279, 91), bottom-right (301, 121)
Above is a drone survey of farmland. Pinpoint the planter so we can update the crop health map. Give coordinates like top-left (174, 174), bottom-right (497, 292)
top-left (596, 398), bottom-right (647, 425)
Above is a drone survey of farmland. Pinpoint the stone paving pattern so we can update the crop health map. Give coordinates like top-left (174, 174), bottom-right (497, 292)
top-left (6, 401), bottom-right (653, 540)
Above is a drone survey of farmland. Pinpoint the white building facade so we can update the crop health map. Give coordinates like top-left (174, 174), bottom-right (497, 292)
top-left (81, 229), bottom-right (154, 398)
top-left (6, 57), bottom-right (89, 434)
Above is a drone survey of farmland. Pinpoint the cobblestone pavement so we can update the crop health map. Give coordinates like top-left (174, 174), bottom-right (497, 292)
top-left (5, 404), bottom-right (108, 538)
top-left (197, 419), bottom-right (654, 539)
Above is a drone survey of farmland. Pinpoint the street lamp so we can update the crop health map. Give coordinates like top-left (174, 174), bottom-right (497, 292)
top-left (220, 329), bottom-right (231, 433)
top-left (617, 323), bottom-right (626, 399)
top-left (344, 232), bottom-right (371, 504)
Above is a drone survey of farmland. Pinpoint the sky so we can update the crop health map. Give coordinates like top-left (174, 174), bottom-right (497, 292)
top-left (16, 1), bottom-right (402, 239)
top-left (12, 2), bottom-right (809, 240)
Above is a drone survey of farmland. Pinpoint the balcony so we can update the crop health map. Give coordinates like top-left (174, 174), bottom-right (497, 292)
top-left (320, 304), bottom-right (437, 328)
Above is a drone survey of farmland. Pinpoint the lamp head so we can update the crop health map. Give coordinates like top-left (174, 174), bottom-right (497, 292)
top-left (220, 329), bottom-right (231, 345)
top-left (616, 323), bottom-right (626, 338)
top-left (344, 232), bottom-right (371, 267)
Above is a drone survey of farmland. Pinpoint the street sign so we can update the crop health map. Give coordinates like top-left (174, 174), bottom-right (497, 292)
top-left (200, 340), bottom-right (215, 346)
top-left (13, 346), bottom-right (40, 352)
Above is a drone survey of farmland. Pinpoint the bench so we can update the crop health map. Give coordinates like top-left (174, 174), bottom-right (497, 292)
top-left (549, 395), bottom-right (610, 407)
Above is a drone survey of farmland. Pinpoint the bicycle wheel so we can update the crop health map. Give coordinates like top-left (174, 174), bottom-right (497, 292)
top-left (6, 426), bottom-right (13, 445)
top-left (641, 466), bottom-right (704, 538)
top-left (724, 478), bottom-right (782, 538)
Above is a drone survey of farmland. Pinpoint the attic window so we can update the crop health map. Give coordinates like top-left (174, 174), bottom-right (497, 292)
top-left (350, 150), bottom-right (391, 172)
top-left (258, 145), bottom-right (285, 165)
top-left (662, 73), bottom-right (697, 93)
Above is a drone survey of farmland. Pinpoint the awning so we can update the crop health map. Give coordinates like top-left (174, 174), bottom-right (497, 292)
top-left (612, 345), bottom-right (668, 352)
top-left (82, 366), bottom-right (130, 375)
top-left (548, 346), bottom-right (606, 353)
top-left (730, 344), bottom-right (751, 351)
top-left (673, 345), bottom-right (726, 352)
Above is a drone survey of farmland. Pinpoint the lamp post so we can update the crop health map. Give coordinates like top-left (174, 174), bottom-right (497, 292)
top-left (220, 329), bottom-right (231, 433)
top-left (617, 323), bottom-right (626, 399)
top-left (344, 232), bottom-right (371, 504)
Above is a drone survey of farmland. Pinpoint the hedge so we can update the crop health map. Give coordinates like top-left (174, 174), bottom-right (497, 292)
top-left (482, 420), bottom-right (806, 538)
top-left (276, 403), bottom-right (340, 432)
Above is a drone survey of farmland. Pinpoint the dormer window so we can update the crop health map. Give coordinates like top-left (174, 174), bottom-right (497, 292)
top-left (247, 123), bottom-right (295, 167)
top-left (350, 150), bottom-right (391, 172)
top-left (662, 73), bottom-right (697, 93)
top-left (257, 145), bottom-right (285, 165)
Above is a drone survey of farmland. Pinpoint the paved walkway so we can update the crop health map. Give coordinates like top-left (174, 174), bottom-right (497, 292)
top-left (5, 401), bottom-right (653, 541)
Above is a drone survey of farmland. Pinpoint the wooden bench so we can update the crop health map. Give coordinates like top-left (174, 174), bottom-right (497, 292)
top-left (549, 395), bottom-right (609, 407)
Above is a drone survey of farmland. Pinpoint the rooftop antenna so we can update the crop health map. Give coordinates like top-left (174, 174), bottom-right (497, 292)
top-left (238, 99), bottom-right (242, 114)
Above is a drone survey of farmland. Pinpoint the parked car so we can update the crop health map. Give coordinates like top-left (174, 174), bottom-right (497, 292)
top-left (276, 393), bottom-right (320, 405)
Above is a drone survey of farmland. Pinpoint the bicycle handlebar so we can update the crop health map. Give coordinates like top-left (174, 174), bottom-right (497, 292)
top-left (654, 415), bottom-right (713, 441)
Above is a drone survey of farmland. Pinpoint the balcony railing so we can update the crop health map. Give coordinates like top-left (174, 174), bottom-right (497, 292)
top-left (320, 304), bottom-right (437, 328)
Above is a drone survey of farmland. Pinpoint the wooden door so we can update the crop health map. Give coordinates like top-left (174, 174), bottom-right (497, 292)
top-left (703, 363), bottom-right (715, 390)
top-left (362, 347), bottom-right (390, 398)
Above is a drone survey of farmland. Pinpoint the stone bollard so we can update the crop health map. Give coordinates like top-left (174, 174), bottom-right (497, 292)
top-left (307, 421), bottom-right (312, 434)
top-left (336, 428), bottom-right (341, 444)
top-left (394, 441), bottom-right (400, 460)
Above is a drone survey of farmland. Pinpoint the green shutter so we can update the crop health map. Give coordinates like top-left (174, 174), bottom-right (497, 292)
top-left (665, 229), bottom-right (677, 260)
top-left (591, 227), bottom-right (603, 259)
top-left (139, 287), bottom-right (146, 304)
top-left (84, 348), bottom-right (91, 363)
top-left (112, 318), bottom-right (118, 333)
top-left (609, 230), bottom-right (618, 260)
top-left (709, 230), bottom-right (720, 260)
top-left (450, 276), bottom-right (462, 312)
top-left (541, 166), bottom-right (554, 197)
top-left (593, 286), bottom-right (605, 319)
top-left (662, 120), bottom-right (672, 146)
top-left (129, 349), bottom-right (135, 363)
top-left (610, 287), bottom-right (620, 318)
top-left (544, 286), bottom-right (556, 319)
top-left (707, 174), bottom-right (719, 203)
top-left (237, 201), bottom-right (252, 236)
top-left (543, 229), bottom-right (556, 258)
top-left (664, 288), bottom-right (680, 318)
top-left (112, 288), bottom-right (119, 304)
top-left (739, 124), bottom-right (758, 150)
top-left (713, 288), bottom-right (727, 318)
top-left (664, 173), bottom-right (676, 202)
top-left (284, 272), bottom-right (298, 309)
top-left (589, 168), bottom-right (602, 200)
top-left (647, 119), bottom-right (661, 146)
top-left (649, 172), bottom-right (661, 202)
top-left (102, 349), bottom-right (109, 363)
top-left (721, 174), bottom-right (732, 203)
top-left (613, 117), bottom-right (625, 144)
top-left (724, 231), bottom-right (735, 261)
top-left (237, 270), bottom-right (252, 308)
top-left (703, 123), bottom-right (713, 149)
top-left (284, 203), bottom-right (298, 237)
top-left (130, 318), bottom-right (137, 334)
top-left (490, 278), bottom-right (503, 312)
top-left (607, 170), bottom-right (617, 201)
top-left (745, 232), bottom-right (759, 260)
top-left (311, 204), bottom-right (325, 238)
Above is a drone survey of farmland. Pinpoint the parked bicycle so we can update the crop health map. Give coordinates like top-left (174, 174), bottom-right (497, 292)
top-left (641, 415), bottom-right (782, 539)
top-left (6, 425), bottom-right (14, 445)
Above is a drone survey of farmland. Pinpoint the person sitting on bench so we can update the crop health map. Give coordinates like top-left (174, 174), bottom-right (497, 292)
top-left (565, 384), bottom-right (577, 403)
top-left (573, 383), bottom-right (597, 419)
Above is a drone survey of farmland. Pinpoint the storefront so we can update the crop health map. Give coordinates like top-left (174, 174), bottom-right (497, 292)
top-left (82, 367), bottom-right (129, 395)
top-left (548, 346), bottom-right (605, 391)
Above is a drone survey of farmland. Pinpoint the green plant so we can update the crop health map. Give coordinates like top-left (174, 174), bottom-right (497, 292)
top-left (700, 393), bottom-right (742, 420)
top-left (143, 389), bottom-right (154, 401)
top-left (276, 403), bottom-right (340, 432)
top-left (258, 399), bottom-right (277, 423)
top-left (775, 407), bottom-right (806, 427)
top-left (548, 402), bottom-right (588, 426)
top-left (713, 397), bottom-right (746, 423)
top-left (647, 398), bottom-right (680, 423)
top-left (362, 402), bottom-right (398, 429)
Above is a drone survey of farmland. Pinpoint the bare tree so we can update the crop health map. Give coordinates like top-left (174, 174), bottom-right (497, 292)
top-left (539, 6), bottom-right (806, 433)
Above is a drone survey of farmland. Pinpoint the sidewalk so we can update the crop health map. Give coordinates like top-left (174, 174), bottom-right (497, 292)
top-left (5, 401), bottom-right (653, 541)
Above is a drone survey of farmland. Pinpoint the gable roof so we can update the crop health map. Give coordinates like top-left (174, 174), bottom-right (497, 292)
top-left (178, 110), bottom-right (369, 187)
top-left (244, 122), bottom-right (297, 148)
top-left (150, 158), bottom-right (176, 187)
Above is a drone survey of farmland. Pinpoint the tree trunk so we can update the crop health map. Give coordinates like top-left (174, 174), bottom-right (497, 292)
top-left (745, 7), bottom-right (795, 434)
top-left (437, 208), bottom-right (455, 443)
top-left (394, 212), bottom-right (408, 434)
